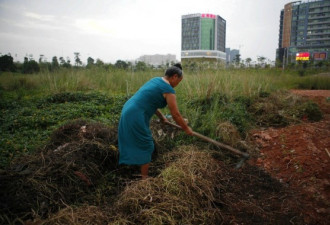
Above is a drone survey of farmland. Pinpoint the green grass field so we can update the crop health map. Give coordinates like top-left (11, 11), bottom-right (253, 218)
top-left (0, 67), bottom-right (329, 168)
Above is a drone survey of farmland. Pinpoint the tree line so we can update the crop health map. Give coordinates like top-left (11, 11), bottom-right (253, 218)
top-left (0, 53), bottom-right (155, 74)
top-left (1, 52), bottom-right (329, 74)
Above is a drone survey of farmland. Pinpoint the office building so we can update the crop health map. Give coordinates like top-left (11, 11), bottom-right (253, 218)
top-left (181, 13), bottom-right (226, 62)
top-left (137, 54), bottom-right (177, 67)
top-left (277, 0), bottom-right (330, 65)
top-left (226, 48), bottom-right (240, 64)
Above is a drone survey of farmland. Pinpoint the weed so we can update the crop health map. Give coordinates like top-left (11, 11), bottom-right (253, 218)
top-left (0, 92), bottom-right (128, 168)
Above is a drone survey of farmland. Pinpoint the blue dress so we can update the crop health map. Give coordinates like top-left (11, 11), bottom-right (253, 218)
top-left (118, 77), bottom-right (175, 165)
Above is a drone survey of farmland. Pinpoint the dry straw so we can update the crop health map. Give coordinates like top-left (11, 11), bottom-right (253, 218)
top-left (109, 146), bottom-right (223, 225)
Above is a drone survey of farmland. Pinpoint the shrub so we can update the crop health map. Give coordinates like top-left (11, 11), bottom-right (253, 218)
top-left (300, 101), bottom-right (322, 122)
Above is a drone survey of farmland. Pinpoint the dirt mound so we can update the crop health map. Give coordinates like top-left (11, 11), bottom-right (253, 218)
top-left (0, 119), bottom-right (118, 222)
top-left (250, 90), bottom-right (330, 224)
top-left (291, 89), bottom-right (330, 114)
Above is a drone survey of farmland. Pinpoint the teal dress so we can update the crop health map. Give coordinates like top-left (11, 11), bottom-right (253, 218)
top-left (118, 77), bottom-right (175, 165)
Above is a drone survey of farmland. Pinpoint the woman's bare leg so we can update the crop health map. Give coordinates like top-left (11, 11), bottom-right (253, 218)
top-left (141, 163), bottom-right (149, 179)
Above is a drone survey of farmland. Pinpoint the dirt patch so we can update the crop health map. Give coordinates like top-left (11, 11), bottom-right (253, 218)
top-left (250, 90), bottom-right (330, 224)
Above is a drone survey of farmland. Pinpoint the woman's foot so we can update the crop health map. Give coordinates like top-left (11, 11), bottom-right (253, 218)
top-left (141, 163), bottom-right (149, 180)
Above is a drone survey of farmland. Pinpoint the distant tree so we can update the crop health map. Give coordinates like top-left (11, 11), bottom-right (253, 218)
top-left (38, 54), bottom-right (52, 71)
top-left (103, 62), bottom-right (114, 71)
top-left (135, 61), bottom-right (148, 71)
top-left (114, 60), bottom-right (128, 69)
top-left (233, 54), bottom-right (241, 66)
top-left (87, 57), bottom-right (95, 68)
top-left (74, 52), bottom-right (82, 66)
top-left (51, 56), bottom-right (60, 70)
top-left (245, 58), bottom-right (252, 67)
top-left (59, 56), bottom-right (71, 68)
top-left (59, 57), bottom-right (65, 65)
top-left (22, 57), bottom-right (40, 74)
top-left (39, 54), bottom-right (44, 63)
top-left (0, 54), bottom-right (16, 72)
top-left (95, 58), bottom-right (104, 67)
top-left (40, 62), bottom-right (52, 72)
top-left (257, 56), bottom-right (266, 67)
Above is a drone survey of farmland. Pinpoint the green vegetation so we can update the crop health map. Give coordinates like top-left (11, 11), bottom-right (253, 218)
top-left (0, 67), bottom-right (329, 168)
top-left (0, 91), bottom-right (129, 167)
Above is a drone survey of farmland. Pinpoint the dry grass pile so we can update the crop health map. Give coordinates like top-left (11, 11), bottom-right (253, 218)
top-left (0, 119), bottom-right (118, 222)
top-left (216, 121), bottom-right (241, 147)
top-left (109, 145), bottom-right (223, 224)
top-left (27, 205), bottom-right (110, 225)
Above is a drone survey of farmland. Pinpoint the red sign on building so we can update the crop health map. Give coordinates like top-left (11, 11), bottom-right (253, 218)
top-left (296, 52), bottom-right (310, 61)
top-left (201, 14), bottom-right (216, 19)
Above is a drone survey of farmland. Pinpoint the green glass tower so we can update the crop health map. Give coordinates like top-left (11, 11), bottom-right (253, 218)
top-left (181, 13), bottom-right (226, 61)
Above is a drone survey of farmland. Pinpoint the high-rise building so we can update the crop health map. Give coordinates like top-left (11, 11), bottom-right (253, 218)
top-left (181, 13), bottom-right (226, 62)
top-left (277, 0), bottom-right (330, 65)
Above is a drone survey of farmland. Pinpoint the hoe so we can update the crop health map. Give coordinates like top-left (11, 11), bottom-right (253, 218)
top-left (157, 110), bottom-right (250, 168)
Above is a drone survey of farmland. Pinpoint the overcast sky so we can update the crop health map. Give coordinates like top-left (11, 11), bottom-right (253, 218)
top-left (0, 0), bottom-right (291, 64)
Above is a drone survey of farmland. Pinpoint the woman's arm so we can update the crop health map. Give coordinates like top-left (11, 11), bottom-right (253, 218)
top-left (164, 93), bottom-right (193, 135)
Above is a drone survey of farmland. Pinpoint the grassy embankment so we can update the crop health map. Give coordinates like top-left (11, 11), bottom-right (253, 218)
top-left (0, 67), bottom-right (329, 168)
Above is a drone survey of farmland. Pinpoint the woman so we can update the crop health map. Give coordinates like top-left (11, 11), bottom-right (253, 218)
top-left (118, 63), bottom-right (193, 179)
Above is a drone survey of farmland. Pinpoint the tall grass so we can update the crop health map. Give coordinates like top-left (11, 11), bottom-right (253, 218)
top-left (1, 67), bottom-right (328, 96)
top-left (0, 67), bottom-right (329, 166)
top-left (180, 69), bottom-right (274, 99)
top-left (295, 74), bottom-right (330, 89)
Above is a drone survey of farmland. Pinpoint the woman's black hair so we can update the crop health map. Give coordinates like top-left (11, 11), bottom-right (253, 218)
top-left (165, 63), bottom-right (183, 78)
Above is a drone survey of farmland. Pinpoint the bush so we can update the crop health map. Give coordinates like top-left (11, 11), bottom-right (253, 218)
top-left (0, 55), bottom-right (16, 72)
top-left (300, 101), bottom-right (322, 122)
top-left (22, 60), bottom-right (40, 74)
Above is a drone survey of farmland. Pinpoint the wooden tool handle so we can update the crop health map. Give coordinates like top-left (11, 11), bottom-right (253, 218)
top-left (164, 120), bottom-right (249, 158)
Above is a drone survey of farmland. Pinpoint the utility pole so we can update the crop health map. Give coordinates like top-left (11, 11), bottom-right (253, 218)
top-left (282, 48), bottom-right (285, 70)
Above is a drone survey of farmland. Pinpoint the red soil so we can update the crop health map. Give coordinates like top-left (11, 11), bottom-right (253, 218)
top-left (250, 90), bottom-right (330, 224)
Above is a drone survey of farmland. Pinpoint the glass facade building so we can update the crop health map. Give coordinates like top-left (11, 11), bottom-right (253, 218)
top-left (181, 13), bottom-right (226, 61)
top-left (277, 0), bottom-right (330, 64)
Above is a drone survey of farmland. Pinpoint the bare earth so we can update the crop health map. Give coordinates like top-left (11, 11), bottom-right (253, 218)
top-left (250, 90), bottom-right (330, 224)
